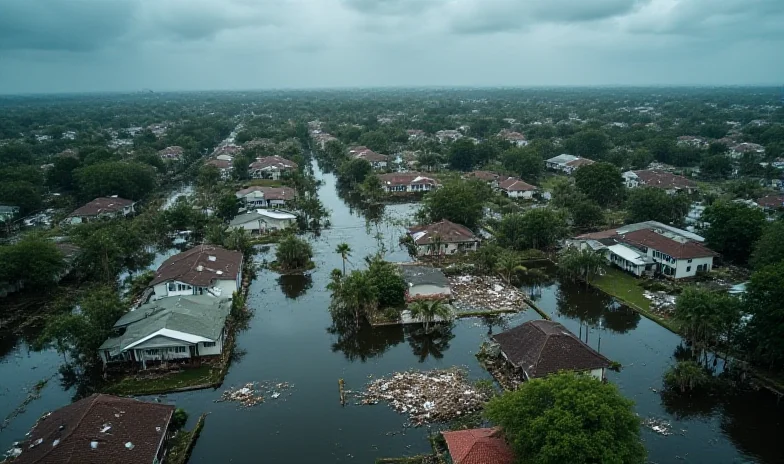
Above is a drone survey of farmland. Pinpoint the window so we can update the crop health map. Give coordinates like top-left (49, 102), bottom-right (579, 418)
top-left (687, 259), bottom-right (693, 263)
top-left (174, 346), bottom-right (187, 353)
top-left (168, 282), bottom-right (176, 291)
top-left (686, 266), bottom-right (691, 272)
top-left (203, 342), bottom-right (216, 348)
top-left (145, 349), bottom-right (159, 356)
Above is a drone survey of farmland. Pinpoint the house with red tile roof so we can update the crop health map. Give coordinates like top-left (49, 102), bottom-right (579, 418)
top-left (378, 172), bottom-right (439, 193)
top-left (441, 427), bottom-right (515, 464)
top-left (348, 146), bottom-right (388, 169)
top-left (497, 129), bottom-right (528, 147)
top-left (407, 219), bottom-right (480, 256)
top-left (150, 245), bottom-right (243, 300)
top-left (9, 394), bottom-right (174, 464)
top-left (249, 156), bottom-right (298, 180)
top-left (623, 169), bottom-right (697, 194)
top-left (497, 177), bottom-right (537, 199)
top-left (64, 197), bottom-right (136, 225)
top-left (463, 170), bottom-right (501, 183)
top-left (756, 194), bottom-right (784, 211)
top-left (235, 186), bottom-right (296, 208)
top-left (205, 158), bottom-right (233, 179)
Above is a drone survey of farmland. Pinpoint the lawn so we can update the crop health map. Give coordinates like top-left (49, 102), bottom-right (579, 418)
top-left (591, 268), bottom-right (682, 333)
top-left (243, 179), bottom-right (283, 188)
top-left (103, 365), bottom-right (217, 396)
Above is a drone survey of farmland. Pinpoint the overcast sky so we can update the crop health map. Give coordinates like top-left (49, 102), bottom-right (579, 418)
top-left (1, 0), bottom-right (782, 94)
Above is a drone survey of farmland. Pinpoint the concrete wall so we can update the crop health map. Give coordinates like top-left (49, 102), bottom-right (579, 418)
top-left (674, 256), bottom-right (713, 279)
top-left (416, 241), bottom-right (478, 256)
top-left (409, 284), bottom-right (452, 299)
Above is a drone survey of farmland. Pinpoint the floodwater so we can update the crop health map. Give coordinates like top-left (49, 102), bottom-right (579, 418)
top-left (1, 161), bottom-right (782, 463)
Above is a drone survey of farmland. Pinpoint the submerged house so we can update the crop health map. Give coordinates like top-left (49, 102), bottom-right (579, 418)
top-left (441, 427), bottom-right (515, 464)
top-left (99, 296), bottom-right (231, 367)
top-left (493, 320), bottom-right (611, 381)
top-left (150, 245), bottom-right (243, 300)
top-left (378, 172), bottom-right (439, 193)
top-left (64, 197), bottom-right (136, 225)
top-left (406, 219), bottom-right (480, 256)
top-left (249, 156), bottom-right (298, 180)
top-left (399, 265), bottom-right (451, 301)
top-left (497, 177), bottom-right (538, 199)
top-left (228, 209), bottom-right (297, 234)
top-left (235, 186), bottom-right (296, 208)
top-left (9, 394), bottom-right (174, 464)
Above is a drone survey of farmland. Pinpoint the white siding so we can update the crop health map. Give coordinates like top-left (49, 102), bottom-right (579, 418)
top-left (588, 368), bottom-right (605, 381)
top-left (409, 284), bottom-right (452, 299)
top-left (674, 256), bottom-right (713, 279)
top-left (198, 335), bottom-right (223, 356)
top-left (415, 241), bottom-right (478, 256)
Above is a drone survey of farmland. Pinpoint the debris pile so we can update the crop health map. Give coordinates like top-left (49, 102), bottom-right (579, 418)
top-left (216, 381), bottom-right (293, 408)
top-left (448, 275), bottom-right (527, 313)
top-left (642, 417), bottom-right (673, 436)
top-left (358, 368), bottom-right (489, 425)
top-left (643, 291), bottom-right (676, 316)
top-left (476, 343), bottom-right (523, 391)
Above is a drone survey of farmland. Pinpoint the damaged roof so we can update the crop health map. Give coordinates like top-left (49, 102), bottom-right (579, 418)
top-left (67, 197), bottom-right (134, 218)
top-left (149, 245), bottom-right (242, 288)
top-left (399, 265), bottom-right (449, 288)
top-left (10, 394), bottom-right (173, 464)
top-left (493, 320), bottom-right (611, 379)
top-left (407, 219), bottom-right (478, 245)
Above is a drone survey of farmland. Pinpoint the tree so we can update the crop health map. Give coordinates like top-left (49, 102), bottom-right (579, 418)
top-left (215, 193), bottom-right (239, 221)
top-left (224, 228), bottom-right (252, 256)
top-left (626, 188), bottom-right (691, 225)
top-left (0, 236), bottom-right (65, 289)
top-left (674, 287), bottom-right (742, 352)
top-left (448, 138), bottom-right (480, 171)
top-left (750, 220), bottom-right (784, 270)
top-left (358, 131), bottom-right (390, 153)
top-left (569, 199), bottom-right (605, 232)
top-left (170, 409), bottom-right (188, 432)
top-left (198, 165), bottom-right (221, 193)
top-left (496, 252), bottom-right (527, 284)
top-left (416, 151), bottom-right (442, 172)
top-left (328, 269), bottom-right (378, 331)
top-left (275, 234), bottom-right (314, 272)
top-left (0, 181), bottom-right (42, 215)
top-left (699, 155), bottom-right (733, 180)
top-left (408, 299), bottom-right (451, 333)
top-left (338, 158), bottom-right (372, 187)
top-left (557, 247), bottom-right (606, 285)
top-left (75, 162), bottom-right (157, 201)
top-left (419, 179), bottom-right (490, 229)
top-left (47, 157), bottom-right (82, 191)
top-left (360, 174), bottom-right (384, 204)
top-left (743, 262), bottom-right (784, 370)
top-left (565, 129), bottom-right (612, 158)
top-left (365, 255), bottom-right (406, 308)
top-left (701, 201), bottom-right (766, 265)
top-left (574, 162), bottom-right (624, 207)
top-left (496, 209), bottom-right (568, 251)
top-left (663, 361), bottom-right (712, 394)
top-left (485, 372), bottom-right (646, 464)
top-left (336, 243), bottom-right (352, 275)
top-left (502, 147), bottom-right (543, 183)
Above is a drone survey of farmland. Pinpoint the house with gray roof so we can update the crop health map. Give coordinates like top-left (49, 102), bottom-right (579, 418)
top-left (99, 296), bottom-right (231, 368)
top-left (399, 265), bottom-right (451, 301)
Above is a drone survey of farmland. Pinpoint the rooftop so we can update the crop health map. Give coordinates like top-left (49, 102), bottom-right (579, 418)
top-left (9, 394), bottom-right (173, 464)
top-left (235, 186), bottom-right (296, 200)
top-left (249, 155), bottom-right (298, 171)
top-left (378, 172), bottom-right (438, 186)
top-left (497, 177), bottom-right (537, 192)
top-left (68, 197), bottom-right (134, 218)
top-left (398, 265), bottom-right (449, 288)
top-left (492, 320), bottom-right (611, 378)
top-left (149, 245), bottom-right (242, 288)
top-left (630, 169), bottom-right (696, 190)
top-left (620, 228), bottom-right (718, 260)
top-left (407, 219), bottom-right (478, 245)
top-left (441, 427), bottom-right (515, 464)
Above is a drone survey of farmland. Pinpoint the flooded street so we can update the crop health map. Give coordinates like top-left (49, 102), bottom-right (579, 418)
top-left (1, 161), bottom-right (782, 463)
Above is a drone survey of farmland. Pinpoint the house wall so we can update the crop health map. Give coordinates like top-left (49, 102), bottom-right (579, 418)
top-left (673, 256), bottom-right (713, 279)
top-left (198, 333), bottom-right (223, 356)
top-left (588, 368), bottom-right (605, 381)
top-left (607, 252), bottom-right (645, 277)
top-left (409, 284), bottom-right (452, 299)
top-left (153, 279), bottom-right (237, 299)
top-left (415, 241), bottom-right (478, 256)
top-left (262, 217), bottom-right (296, 230)
top-left (213, 279), bottom-right (239, 298)
top-left (230, 220), bottom-right (262, 234)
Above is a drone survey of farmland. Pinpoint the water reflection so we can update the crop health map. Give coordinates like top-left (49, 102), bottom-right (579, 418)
top-left (405, 323), bottom-right (456, 363)
top-left (554, 285), bottom-right (641, 334)
top-left (329, 323), bottom-right (405, 362)
top-left (278, 275), bottom-right (313, 300)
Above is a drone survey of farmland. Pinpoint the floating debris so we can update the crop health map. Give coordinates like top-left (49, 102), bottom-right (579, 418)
top-left (448, 276), bottom-right (527, 313)
top-left (358, 368), bottom-right (489, 426)
top-left (216, 381), bottom-right (293, 408)
top-left (643, 417), bottom-right (673, 436)
top-left (643, 291), bottom-right (676, 316)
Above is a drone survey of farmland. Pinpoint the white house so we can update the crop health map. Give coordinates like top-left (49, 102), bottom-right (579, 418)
top-left (249, 156), bottom-right (298, 180)
top-left (730, 143), bottom-right (765, 159)
top-left (349, 146), bottom-right (389, 169)
top-left (545, 154), bottom-right (595, 174)
top-left (150, 245), bottom-right (243, 300)
top-left (235, 186), bottom-right (296, 208)
top-left (399, 265), bottom-right (452, 301)
top-left (378, 172), bottom-right (439, 193)
top-left (228, 209), bottom-right (297, 234)
top-left (497, 177), bottom-right (537, 199)
top-left (205, 159), bottom-right (233, 179)
top-left (622, 169), bottom-right (697, 194)
top-left (497, 129), bottom-right (528, 147)
top-left (406, 219), bottom-right (480, 256)
top-left (64, 197), bottom-right (136, 225)
top-left (99, 296), bottom-right (231, 367)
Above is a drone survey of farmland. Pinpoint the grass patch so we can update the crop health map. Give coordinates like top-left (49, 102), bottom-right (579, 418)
top-left (591, 268), bottom-right (682, 333)
top-left (103, 365), bottom-right (218, 396)
top-left (243, 179), bottom-right (283, 187)
top-left (167, 414), bottom-right (206, 464)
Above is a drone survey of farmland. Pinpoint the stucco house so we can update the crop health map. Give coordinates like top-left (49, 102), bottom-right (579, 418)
top-left (149, 245), bottom-right (243, 300)
top-left (546, 154), bottom-right (595, 174)
top-left (99, 296), bottom-right (231, 368)
top-left (399, 265), bottom-right (451, 301)
top-left (378, 172), bottom-right (439, 193)
top-left (407, 219), bottom-right (480, 256)
top-left (622, 169), bottom-right (697, 194)
top-left (205, 158), bottom-right (233, 179)
top-left (64, 197), bottom-right (136, 225)
top-left (9, 394), bottom-right (174, 464)
top-left (228, 209), bottom-right (297, 234)
top-left (348, 146), bottom-right (389, 169)
top-left (235, 186), bottom-right (296, 208)
top-left (497, 177), bottom-right (537, 199)
top-left (493, 320), bottom-right (611, 381)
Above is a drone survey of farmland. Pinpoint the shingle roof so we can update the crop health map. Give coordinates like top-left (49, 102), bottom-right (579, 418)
top-left (249, 155), bottom-right (298, 171)
top-left (493, 320), bottom-right (611, 378)
top-left (631, 170), bottom-right (696, 190)
top-left (10, 394), bottom-right (173, 464)
top-left (565, 158), bottom-right (595, 168)
top-left (101, 296), bottom-right (231, 352)
top-left (407, 219), bottom-right (478, 245)
top-left (464, 171), bottom-right (500, 181)
top-left (68, 197), bottom-right (134, 218)
top-left (756, 194), bottom-right (784, 209)
top-left (441, 427), bottom-right (515, 464)
top-left (619, 229), bottom-right (718, 260)
top-left (205, 159), bottom-right (231, 169)
top-left (149, 245), bottom-right (242, 288)
top-left (378, 172), bottom-right (438, 187)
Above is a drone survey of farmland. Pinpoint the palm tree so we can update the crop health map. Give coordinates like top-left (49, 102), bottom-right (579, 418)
top-left (496, 252), bottom-right (528, 285)
top-left (408, 298), bottom-right (452, 333)
top-left (335, 243), bottom-right (352, 275)
top-left (329, 270), bottom-right (378, 331)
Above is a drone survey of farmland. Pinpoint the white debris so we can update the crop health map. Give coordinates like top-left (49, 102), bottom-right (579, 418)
top-left (52, 439), bottom-right (60, 447)
top-left (217, 381), bottom-right (293, 408)
top-left (643, 417), bottom-right (673, 436)
top-left (125, 442), bottom-right (134, 450)
top-left (100, 425), bottom-right (111, 433)
top-left (90, 441), bottom-right (99, 449)
top-left (29, 438), bottom-right (43, 448)
top-left (271, 392), bottom-right (281, 399)
top-left (448, 276), bottom-right (528, 313)
top-left (8, 448), bottom-right (22, 458)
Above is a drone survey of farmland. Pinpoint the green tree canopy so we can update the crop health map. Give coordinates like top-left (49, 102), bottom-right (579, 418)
top-left (0, 236), bottom-right (65, 289)
top-left (358, 131), bottom-right (390, 153)
top-left (338, 158), bottom-right (372, 187)
top-left (743, 262), bottom-right (784, 371)
top-left (574, 162), bottom-right (624, 207)
top-left (47, 157), bottom-right (82, 191)
top-left (626, 188), bottom-right (691, 225)
top-left (699, 155), bottom-right (733, 180)
top-left (419, 179), bottom-right (490, 229)
top-left (496, 209), bottom-right (568, 251)
top-left (502, 147), bottom-right (543, 183)
top-left (565, 130), bottom-right (612, 158)
top-left (275, 234), bottom-right (314, 272)
top-left (448, 138), bottom-right (480, 171)
top-left (75, 162), bottom-right (157, 201)
top-left (674, 286), bottom-right (742, 349)
top-left (0, 181), bottom-right (43, 215)
top-left (485, 372), bottom-right (646, 464)
top-left (750, 220), bottom-right (784, 270)
top-left (701, 201), bottom-right (766, 265)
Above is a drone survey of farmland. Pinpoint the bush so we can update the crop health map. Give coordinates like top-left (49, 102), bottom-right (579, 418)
top-left (170, 408), bottom-right (189, 432)
top-left (274, 234), bottom-right (314, 272)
